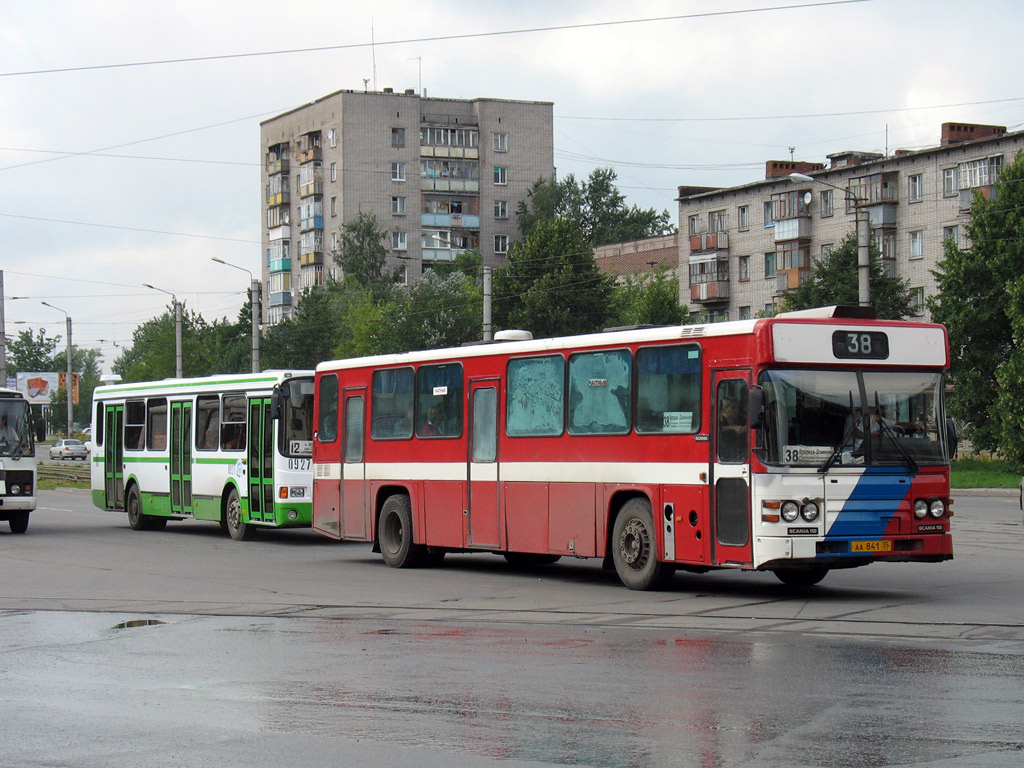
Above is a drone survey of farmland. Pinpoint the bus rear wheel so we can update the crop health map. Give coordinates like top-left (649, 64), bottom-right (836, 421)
top-left (8, 512), bottom-right (29, 534)
top-left (775, 567), bottom-right (829, 587)
top-left (379, 494), bottom-right (423, 568)
top-left (612, 498), bottom-right (674, 590)
top-left (126, 486), bottom-right (167, 531)
top-left (225, 488), bottom-right (256, 541)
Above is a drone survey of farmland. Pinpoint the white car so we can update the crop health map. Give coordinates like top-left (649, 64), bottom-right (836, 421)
top-left (49, 438), bottom-right (89, 460)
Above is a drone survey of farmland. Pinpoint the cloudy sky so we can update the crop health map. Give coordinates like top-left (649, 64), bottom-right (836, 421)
top-left (3, 0), bottom-right (1023, 374)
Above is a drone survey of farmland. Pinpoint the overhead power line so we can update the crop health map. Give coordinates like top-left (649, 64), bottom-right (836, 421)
top-left (0, 213), bottom-right (258, 243)
top-left (0, 1), bottom-right (871, 78)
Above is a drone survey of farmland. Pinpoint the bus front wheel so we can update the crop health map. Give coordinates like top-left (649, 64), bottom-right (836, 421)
top-left (225, 488), bottom-right (256, 541)
top-left (8, 512), bottom-right (29, 534)
top-left (612, 498), bottom-right (675, 590)
top-left (379, 495), bottom-right (423, 568)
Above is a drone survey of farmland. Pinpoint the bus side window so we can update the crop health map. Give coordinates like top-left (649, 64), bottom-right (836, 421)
top-left (125, 399), bottom-right (146, 451)
top-left (195, 395), bottom-right (220, 451)
top-left (717, 380), bottom-right (749, 463)
top-left (506, 355), bottom-right (564, 437)
top-left (636, 344), bottom-right (701, 434)
top-left (317, 374), bottom-right (338, 443)
top-left (221, 394), bottom-right (246, 451)
top-left (567, 349), bottom-right (631, 435)
top-left (147, 398), bottom-right (168, 451)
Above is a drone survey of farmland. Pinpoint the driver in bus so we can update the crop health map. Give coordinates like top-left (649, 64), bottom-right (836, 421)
top-left (0, 414), bottom-right (18, 447)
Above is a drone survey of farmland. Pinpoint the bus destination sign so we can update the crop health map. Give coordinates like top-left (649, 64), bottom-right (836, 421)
top-left (831, 330), bottom-right (889, 360)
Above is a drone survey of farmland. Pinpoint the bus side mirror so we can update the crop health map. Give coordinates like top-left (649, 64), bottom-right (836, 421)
top-left (748, 386), bottom-right (764, 430)
top-left (946, 418), bottom-right (958, 459)
top-left (270, 385), bottom-right (283, 420)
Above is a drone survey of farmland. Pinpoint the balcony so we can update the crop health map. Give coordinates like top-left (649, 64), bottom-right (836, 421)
top-left (773, 217), bottom-right (812, 242)
top-left (299, 251), bottom-right (323, 267)
top-left (420, 145), bottom-right (480, 160)
top-left (775, 268), bottom-right (810, 293)
top-left (267, 225), bottom-right (290, 242)
top-left (267, 158), bottom-right (290, 175)
top-left (421, 213), bottom-right (481, 228)
top-left (268, 258), bottom-right (291, 273)
top-left (300, 182), bottom-right (323, 198)
top-left (268, 291), bottom-right (292, 308)
top-left (959, 185), bottom-right (997, 212)
top-left (688, 232), bottom-right (729, 252)
top-left (300, 215), bottom-right (323, 233)
top-left (299, 147), bottom-right (322, 164)
top-left (865, 203), bottom-right (898, 227)
top-left (267, 189), bottom-right (290, 207)
top-left (690, 280), bottom-right (730, 303)
top-left (421, 178), bottom-right (479, 193)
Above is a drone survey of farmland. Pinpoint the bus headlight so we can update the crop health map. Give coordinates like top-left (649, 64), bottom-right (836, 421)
top-left (914, 499), bottom-right (929, 519)
top-left (8, 483), bottom-right (21, 496)
top-left (781, 501), bottom-right (799, 522)
top-left (929, 499), bottom-right (946, 518)
top-left (800, 501), bottom-right (819, 522)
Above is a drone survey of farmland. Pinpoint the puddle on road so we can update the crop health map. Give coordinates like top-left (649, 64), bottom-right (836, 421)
top-left (112, 619), bottom-right (166, 630)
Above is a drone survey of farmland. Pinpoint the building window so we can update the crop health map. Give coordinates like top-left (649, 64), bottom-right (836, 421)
top-left (738, 305), bottom-right (751, 321)
top-left (494, 234), bottom-right (509, 253)
top-left (911, 287), bottom-right (925, 315)
top-left (328, 128), bottom-right (337, 148)
top-left (737, 205), bottom-right (749, 230)
top-left (943, 168), bottom-right (958, 196)
top-left (391, 162), bottom-right (406, 181)
top-left (688, 215), bottom-right (701, 235)
top-left (493, 132), bottom-right (508, 152)
top-left (908, 173), bottom-right (923, 203)
top-left (764, 303), bottom-right (775, 316)
top-left (738, 255), bottom-right (750, 281)
top-left (330, 162), bottom-right (337, 182)
top-left (777, 241), bottom-right (809, 270)
top-left (822, 243), bottom-right (834, 258)
top-left (708, 309), bottom-right (729, 323)
top-left (943, 225), bottom-right (959, 248)
top-left (763, 201), bottom-right (775, 227)
top-left (820, 189), bottom-right (834, 217)
top-left (493, 166), bottom-right (507, 185)
top-left (709, 209), bottom-right (727, 233)
top-left (330, 196), bottom-right (337, 217)
top-left (764, 252), bottom-right (776, 278)
top-left (392, 196), bottom-right (406, 215)
top-left (391, 127), bottom-right (405, 147)
top-left (332, 232), bottom-right (339, 251)
top-left (392, 231), bottom-right (407, 251)
top-left (909, 230), bottom-right (924, 260)
top-left (494, 200), bottom-right (508, 219)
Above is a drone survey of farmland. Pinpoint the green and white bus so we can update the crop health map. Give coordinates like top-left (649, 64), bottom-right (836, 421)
top-left (91, 371), bottom-right (315, 540)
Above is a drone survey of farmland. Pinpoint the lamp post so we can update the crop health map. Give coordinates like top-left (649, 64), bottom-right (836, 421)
top-left (142, 283), bottom-right (182, 378)
top-left (211, 257), bottom-right (260, 373)
top-left (789, 172), bottom-right (871, 307)
top-left (40, 301), bottom-right (74, 438)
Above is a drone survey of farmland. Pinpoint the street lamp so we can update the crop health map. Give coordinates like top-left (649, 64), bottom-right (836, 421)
top-left (789, 172), bottom-right (871, 307)
top-left (211, 257), bottom-right (261, 373)
top-left (40, 301), bottom-right (75, 438)
top-left (142, 283), bottom-right (183, 378)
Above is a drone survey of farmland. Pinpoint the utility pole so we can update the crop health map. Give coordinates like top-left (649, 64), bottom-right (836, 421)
top-left (41, 301), bottom-right (74, 437)
top-left (482, 265), bottom-right (493, 342)
top-left (143, 283), bottom-right (183, 378)
top-left (212, 257), bottom-right (261, 373)
top-left (0, 270), bottom-right (7, 387)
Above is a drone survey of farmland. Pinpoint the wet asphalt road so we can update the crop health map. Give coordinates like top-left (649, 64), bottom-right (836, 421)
top-left (1, 490), bottom-right (1023, 767)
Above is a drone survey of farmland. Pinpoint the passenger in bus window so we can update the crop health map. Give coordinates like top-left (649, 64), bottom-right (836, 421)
top-left (0, 414), bottom-right (18, 446)
top-left (421, 404), bottom-right (443, 436)
top-left (718, 396), bottom-right (747, 462)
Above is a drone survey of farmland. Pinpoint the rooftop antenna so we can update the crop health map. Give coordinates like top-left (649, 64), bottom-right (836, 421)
top-left (363, 78), bottom-right (370, 92)
top-left (408, 56), bottom-right (422, 95)
top-left (371, 17), bottom-right (377, 91)
top-left (789, 146), bottom-right (795, 161)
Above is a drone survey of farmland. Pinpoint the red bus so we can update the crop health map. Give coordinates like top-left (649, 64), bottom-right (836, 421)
top-left (311, 307), bottom-right (954, 589)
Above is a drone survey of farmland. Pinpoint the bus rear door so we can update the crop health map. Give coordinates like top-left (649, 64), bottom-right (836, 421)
top-left (248, 397), bottom-right (273, 523)
top-left (341, 390), bottom-right (367, 539)
top-left (102, 404), bottom-right (124, 509)
top-left (169, 401), bottom-right (194, 515)
top-left (711, 370), bottom-right (754, 567)
top-left (467, 379), bottom-right (500, 548)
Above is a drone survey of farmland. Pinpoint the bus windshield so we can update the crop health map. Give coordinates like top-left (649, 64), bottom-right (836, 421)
top-left (0, 398), bottom-right (33, 458)
top-left (279, 377), bottom-right (315, 458)
top-left (757, 369), bottom-right (947, 468)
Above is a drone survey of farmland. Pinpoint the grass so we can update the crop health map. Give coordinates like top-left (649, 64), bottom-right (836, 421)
top-left (950, 458), bottom-right (1020, 489)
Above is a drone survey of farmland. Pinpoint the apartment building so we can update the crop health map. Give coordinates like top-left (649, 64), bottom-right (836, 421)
top-left (678, 122), bottom-right (1023, 321)
top-left (260, 88), bottom-right (555, 325)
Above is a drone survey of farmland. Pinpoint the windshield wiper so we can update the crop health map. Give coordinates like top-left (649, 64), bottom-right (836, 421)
top-left (819, 391), bottom-right (857, 473)
top-left (872, 393), bottom-right (918, 473)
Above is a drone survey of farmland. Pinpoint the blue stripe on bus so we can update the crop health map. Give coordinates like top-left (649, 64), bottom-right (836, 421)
top-left (827, 467), bottom-right (913, 538)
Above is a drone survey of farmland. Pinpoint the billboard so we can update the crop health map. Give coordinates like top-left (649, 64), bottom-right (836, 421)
top-left (15, 372), bottom-right (79, 405)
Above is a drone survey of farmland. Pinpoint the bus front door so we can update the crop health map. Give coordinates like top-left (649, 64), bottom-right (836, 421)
top-left (248, 398), bottom-right (273, 524)
top-left (103, 404), bottom-right (124, 509)
top-left (467, 380), bottom-right (500, 549)
top-left (711, 370), bottom-right (754, 567)
top-left (169, 401), bottom-right (194, 515)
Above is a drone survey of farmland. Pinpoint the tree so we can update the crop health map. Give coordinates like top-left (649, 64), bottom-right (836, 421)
top-left (517, 168), bottom-right (675, 246)
top-left (381, 270), bottom-right (482, 353)
top-left (611, 270), bottom-right (689, 328)
top-left (333, 212), bottom-right (397, 301)
top-left (6, 328), bottom-right (58, 372)
top-left (929, 150), bottom-right (1024, 460)
top-left (114, 304), bottom-right (220, 381)
top-left (781, 233), bottom-right (917, 320)
top-left (262, 287), bottom-right (344, 370)
top-left (493, 217), bottom-right (615, 338)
